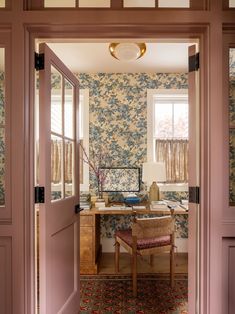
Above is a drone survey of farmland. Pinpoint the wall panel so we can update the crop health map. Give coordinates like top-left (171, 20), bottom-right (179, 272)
top-left (0, 237), bottom-right (12, 314)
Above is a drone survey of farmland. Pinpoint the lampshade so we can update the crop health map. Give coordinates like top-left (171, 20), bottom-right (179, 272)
top-left (142, 162), bottom-right (166, 186)
top-left (109, 43), bottom-right (146, 61)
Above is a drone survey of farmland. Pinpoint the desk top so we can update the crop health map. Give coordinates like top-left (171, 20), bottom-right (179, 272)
top-left (81, 203), bottom-right (188, 215)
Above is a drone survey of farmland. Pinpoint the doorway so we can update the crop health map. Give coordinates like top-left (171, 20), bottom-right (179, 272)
top-left (34, 38), bottom-right (200, 313)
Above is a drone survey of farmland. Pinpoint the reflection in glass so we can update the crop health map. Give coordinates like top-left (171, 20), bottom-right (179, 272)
top-left (229, 48), bottom-right (235, 204)
top-left (0, 48), bottom-right (5, 206)
top-left (65, 140), bottom-right (74, 198)
top-left (64, 79), bottom-right (74, 139)
top-left (51, 135), bottom-right (62, 200)
top-left (51, 66), bottom-right (62, 135)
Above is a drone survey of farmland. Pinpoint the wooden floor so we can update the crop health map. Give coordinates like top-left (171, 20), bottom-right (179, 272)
top-left (98, 252), bottom-right (188, 275)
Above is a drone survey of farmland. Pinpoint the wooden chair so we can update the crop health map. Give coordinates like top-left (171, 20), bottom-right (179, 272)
top-left (115, 212), bottom-right (175, 297)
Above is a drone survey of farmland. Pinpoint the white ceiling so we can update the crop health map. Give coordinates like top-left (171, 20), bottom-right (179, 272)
top-left (0, 42), bottom-right (194, 73)
top-left (46, 42), bottom-right (192, 73)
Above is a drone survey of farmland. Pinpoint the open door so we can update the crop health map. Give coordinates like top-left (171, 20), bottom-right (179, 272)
top-left (37, 43), bottom-right (80, 314)
top-left (188, 44), bottom-right (200, 313)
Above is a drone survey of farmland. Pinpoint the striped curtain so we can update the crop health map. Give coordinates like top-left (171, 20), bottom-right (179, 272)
top-left (51, 140), bottom-right (73, 183)
top-left (155, 139), bottom-right (188, 183)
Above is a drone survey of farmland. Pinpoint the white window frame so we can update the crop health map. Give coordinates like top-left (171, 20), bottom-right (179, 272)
top-left (147, 89), bottom-right (188, 191)
top-left (79, 89), bottom-right (90, 192)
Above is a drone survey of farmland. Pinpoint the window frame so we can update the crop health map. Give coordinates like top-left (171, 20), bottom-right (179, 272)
top-left (79, 88), bottom-right (90, 192)
top-left (147, 88), bottom-right (188, 190)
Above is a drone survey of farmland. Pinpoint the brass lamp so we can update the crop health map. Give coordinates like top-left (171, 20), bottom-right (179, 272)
top-left (142, 162), bottom-right (166, 202)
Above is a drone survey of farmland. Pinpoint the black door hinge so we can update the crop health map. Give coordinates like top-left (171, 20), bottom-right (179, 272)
top-left (35, 53), bottom-right (44, 71)
top-left (189, 186), bottom-right (200, 204)
top-left (189, 52), bottom-right (200, 72)
top-left (35, 186), bottom-right (45, 203)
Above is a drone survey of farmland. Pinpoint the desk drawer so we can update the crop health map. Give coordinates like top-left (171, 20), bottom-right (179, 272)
top-left (80, 215), bottom-right (93, 226)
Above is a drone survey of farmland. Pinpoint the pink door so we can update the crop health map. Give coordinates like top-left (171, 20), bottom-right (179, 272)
top-left (188, 44), bottom-right (200, 314)
top-left (38, 43), bottom-right (80, 314)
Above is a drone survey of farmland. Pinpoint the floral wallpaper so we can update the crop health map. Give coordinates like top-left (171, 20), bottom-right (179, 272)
top-left (229, 49), bottom-right (235, 203)
top-left (76, 72), bottom-right (188, 194)
top-left (0, 71), bottom-right (5, 206)
top-left (76, 72), bottom-right (188, 238)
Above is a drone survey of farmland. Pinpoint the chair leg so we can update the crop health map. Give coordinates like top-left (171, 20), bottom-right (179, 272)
top-left (170, 248), bottom-right (175, 287)
top-left (115, 240), bottom-right (120, 273)
top-left (150, 254), bottom-right (154, 267)
top-left (132, 253), bottom-right (137, 297)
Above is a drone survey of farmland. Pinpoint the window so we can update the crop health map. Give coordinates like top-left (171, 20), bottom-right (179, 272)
top-left (229, 0), bottom-right (235, 8)
top-left (49, 88), bottom-right (89, 195)
top-left (79, 89), bottom-right (90, 191)
top-left (0, 48), bottom-right (5, 205)
top-left (147, 90), bottom-right (188, 184)
top-left (0, 0), bottom-right (5, 8)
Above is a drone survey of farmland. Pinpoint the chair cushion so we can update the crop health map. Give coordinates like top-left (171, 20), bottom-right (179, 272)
top-left (115, 229), bottom-right (171, 250)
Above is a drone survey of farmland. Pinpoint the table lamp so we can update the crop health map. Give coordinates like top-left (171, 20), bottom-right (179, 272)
top-left (142, 162), bottom-right (166, 202)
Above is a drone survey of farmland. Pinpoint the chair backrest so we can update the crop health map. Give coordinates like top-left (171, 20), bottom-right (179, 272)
top-left (132, 216), bottom-right (175, 239)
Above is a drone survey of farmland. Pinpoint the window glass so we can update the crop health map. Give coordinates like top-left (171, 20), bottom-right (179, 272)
top-left (0, 0), bottom-right (5, 8)
top-left (0, 48), bottom-right (5, 206)
top-left (229, 48), bottom-right (235, 204)
top-left (79, 89), bottom-right (89, 191)
top-left (44, 0), bottom-right (76, 7)
top-left (64, 79), bottom-right (74, 139)
top-left (123, 0), bottom-right (155, 7)
top-left (79, 0), bottom-right (110, 7)
top-left (51, 67), bottom-right (62, 135)
top-left (229, 0), bottom-right (235, 7)
top-left (158, 0), bottom-right (190, 8)
top-left (51, 135), bottom-right (62, 200)
top-left (155, 99), bottom-right (188, 138)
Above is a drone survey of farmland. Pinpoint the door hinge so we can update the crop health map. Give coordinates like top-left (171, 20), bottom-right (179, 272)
top-left (34, 186), bottom-right (45, 204)
top-left (35, 53), bottom-right (44, 71)
top-left (189, 186), bottom-right (200, 204)
top-left (189, 52), bottom-right (199, 72)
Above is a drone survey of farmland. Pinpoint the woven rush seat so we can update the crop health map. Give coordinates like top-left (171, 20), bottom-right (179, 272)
top-left (115, 229), bottom-right (171, 250)
top-left (115, 214), bottom-right (176, 297)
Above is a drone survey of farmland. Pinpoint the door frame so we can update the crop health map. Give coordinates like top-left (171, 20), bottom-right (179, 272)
top-left (26, 25), bottom-right (209, 314)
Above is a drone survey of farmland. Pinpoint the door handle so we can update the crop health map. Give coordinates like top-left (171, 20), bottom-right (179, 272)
top-left (75, 204), bottom-right (84, 214)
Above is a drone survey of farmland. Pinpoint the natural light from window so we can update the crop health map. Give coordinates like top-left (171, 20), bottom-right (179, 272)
top-left (124, 0), bottom-right (155, 7)
top-left (158, 0), bottom-right (189, 8)
top-left (0, 0), bottom-right (5, 8)
top-left (229, 0), bottom-right (235, 7)
top-left (155, 100), bottom-right (188, 139)
top-left (44, 0), bottom-right (76, 7)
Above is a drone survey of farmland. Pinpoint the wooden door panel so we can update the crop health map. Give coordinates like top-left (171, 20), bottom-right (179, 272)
top-left (38, 43), bottom-right (80, 314)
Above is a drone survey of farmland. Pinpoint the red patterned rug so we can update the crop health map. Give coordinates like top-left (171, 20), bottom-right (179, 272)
top-left (80, 274), bottom-right (188, 314)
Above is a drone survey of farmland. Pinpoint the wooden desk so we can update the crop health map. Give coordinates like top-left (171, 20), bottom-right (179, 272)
top-left (80, 204), bottom-right (188, 274)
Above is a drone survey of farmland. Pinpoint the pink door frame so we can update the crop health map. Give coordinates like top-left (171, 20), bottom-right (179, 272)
top-left (26, 25), bottom-right (210, 314)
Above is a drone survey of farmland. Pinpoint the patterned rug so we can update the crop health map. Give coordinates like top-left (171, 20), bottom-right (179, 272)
top-left (80, 274), bottom-right (188, 314)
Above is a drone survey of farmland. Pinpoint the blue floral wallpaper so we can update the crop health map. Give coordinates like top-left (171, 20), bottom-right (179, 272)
top-left (76, 72), bottom-right (188, 194)
top-left (229, 49), bottom-right (235, 203)
top-left (76, 72), bottom-right (188, 238)
top-left (0, 71), bottom-right (5, 206)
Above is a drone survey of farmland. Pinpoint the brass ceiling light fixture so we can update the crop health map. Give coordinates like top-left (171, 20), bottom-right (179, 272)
top-left (109, 43), bottom-right (147, 61)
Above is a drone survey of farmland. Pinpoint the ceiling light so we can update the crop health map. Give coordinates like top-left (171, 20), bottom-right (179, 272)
top-left (109, 43), bottom-right (146, 61)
